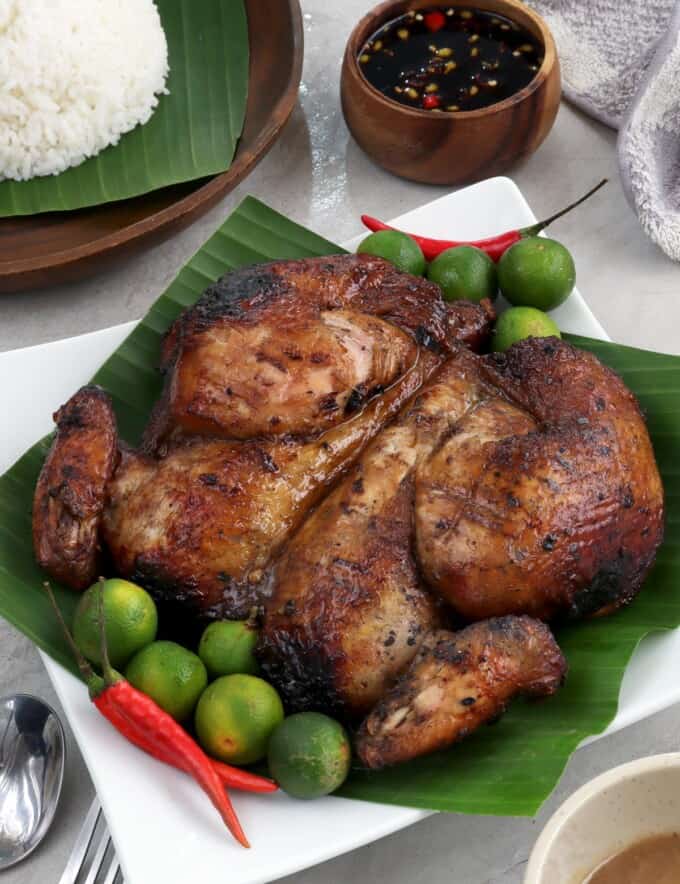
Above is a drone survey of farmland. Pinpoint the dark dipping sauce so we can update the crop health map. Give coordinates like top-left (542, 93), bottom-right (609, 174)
top-left (358, 6), bottom-right (544, 112)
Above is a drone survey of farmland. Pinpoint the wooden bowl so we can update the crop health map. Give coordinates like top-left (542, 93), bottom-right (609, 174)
top-left (0, 0), bottom-right (303, 293)
top-left (341, 0), bottom-right (561, 185)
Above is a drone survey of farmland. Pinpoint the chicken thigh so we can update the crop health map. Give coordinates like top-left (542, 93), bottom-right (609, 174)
top-left (416, 338), bottom-right (664, 620)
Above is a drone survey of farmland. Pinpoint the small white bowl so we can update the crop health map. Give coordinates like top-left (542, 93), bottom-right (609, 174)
top-left (524, 753), bottom-right (680, 883)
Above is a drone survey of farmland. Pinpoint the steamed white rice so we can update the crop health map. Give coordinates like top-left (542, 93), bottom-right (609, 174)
top-left (0, 0), bottom-right (169, 181)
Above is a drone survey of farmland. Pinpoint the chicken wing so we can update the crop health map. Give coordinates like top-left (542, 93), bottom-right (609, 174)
top-left (356, 617), bottom-right (566, 768)
top-left (32, 386), bottom-right (118, 590)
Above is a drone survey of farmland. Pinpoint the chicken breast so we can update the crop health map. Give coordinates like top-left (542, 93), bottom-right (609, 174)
top-left (356, 617), bottom-right (566, 768)
top-left (143, 255), bottom-right (494, 446)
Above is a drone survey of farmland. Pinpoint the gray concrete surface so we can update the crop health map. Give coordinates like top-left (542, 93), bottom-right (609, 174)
top-left (1, 2), bottom-right (679, 883)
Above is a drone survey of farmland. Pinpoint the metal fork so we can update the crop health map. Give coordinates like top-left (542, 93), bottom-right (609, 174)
top-left (58, 798), bottom-right (121, 884)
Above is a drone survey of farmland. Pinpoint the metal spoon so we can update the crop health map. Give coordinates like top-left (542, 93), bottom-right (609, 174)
top-left (0, 694), bottom-right (66, 870)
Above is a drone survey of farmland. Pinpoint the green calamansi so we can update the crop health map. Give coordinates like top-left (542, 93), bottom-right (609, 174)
top-left (125, 640), bottom-right (208, 721)
top-left (72, 578), bottom-right (157, 669)
top-left (427, 245), bottom-right (497, 303)
top-left (498, 237), bottom-right (575, 310)
top-left (194, 674), bottom-right (284, 765)
top-left (267, 712), bottom-right (351, 799)
top-left (198, 617), bottom-right (260, 678)
top-left (357, 230), bottom-right (426, 276)
top-left (492, 306), bottom-right (561, 352)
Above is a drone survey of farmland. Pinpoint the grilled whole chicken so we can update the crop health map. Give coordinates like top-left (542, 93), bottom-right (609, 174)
top-left (32, 255), bottom-right (664, 767)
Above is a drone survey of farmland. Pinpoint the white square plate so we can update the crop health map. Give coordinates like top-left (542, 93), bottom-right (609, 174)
top-left (1, 178), bottom-right (677, 884)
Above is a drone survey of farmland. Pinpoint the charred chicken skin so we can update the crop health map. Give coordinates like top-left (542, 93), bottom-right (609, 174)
top-left (32, 256), bottom-right (664, 767)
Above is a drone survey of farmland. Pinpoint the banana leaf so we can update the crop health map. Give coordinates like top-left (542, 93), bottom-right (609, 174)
top-left (1, 196), bottom-right (678, 816)
top-left (0, 0), bottom-right (248, 217)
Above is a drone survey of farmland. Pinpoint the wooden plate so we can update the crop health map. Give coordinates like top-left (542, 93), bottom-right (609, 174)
top-left (0, 0), bottom-right (303, 293)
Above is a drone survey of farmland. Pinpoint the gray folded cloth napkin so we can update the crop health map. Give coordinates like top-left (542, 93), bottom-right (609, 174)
top-left (528, 0), bottom-right (680, 261)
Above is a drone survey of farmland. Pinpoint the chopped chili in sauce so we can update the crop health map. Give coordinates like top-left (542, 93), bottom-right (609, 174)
top-left (359, 6), bottom-right (544, 112)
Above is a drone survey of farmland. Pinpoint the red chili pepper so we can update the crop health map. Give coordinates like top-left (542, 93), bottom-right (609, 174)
top-left (211, 760), bottom-right (277, 794)
top-left (361, 179), bottom-right (608, 263)
top-left (95, 681), bottom-right (250, 847)
top-left (422, 95), bottom-right (441, 110)
top-left (94, 694), bottom-right (276, 792)
top-left (424, 10), bottom-right (446, 31)
top-left (44, 582), bottom-right (252, 848)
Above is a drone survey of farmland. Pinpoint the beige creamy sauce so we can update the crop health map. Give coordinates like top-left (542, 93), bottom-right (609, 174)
top-left (585, 832), bottom-right (680, 883)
